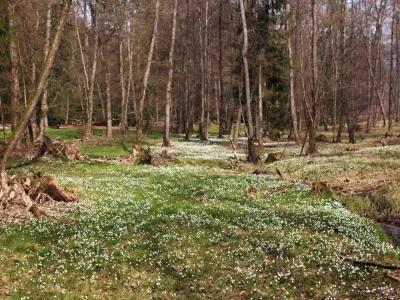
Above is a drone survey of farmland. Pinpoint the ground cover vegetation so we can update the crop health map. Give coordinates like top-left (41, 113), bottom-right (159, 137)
top-left (0, 126), bottom-right (400, 299)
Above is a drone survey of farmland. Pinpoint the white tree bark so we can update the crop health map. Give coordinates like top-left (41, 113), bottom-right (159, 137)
top-left (163, 0), bottom-right (178, 147)
top-left (136, 0), bottom-right (160, 150)
top-left (239, 0), bottom-right (257, 162)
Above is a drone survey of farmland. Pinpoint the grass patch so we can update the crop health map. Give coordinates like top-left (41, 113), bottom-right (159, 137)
top-left (1, 124), bottom-right (400, 298)
top-left (0, 161), bottom-right (399, 299)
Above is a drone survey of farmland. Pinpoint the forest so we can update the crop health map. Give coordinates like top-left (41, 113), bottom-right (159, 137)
top-left (0, 0), bottom-right (400, 299)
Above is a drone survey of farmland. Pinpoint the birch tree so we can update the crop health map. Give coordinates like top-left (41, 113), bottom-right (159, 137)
top-left (163, 0), bottom-right (178, 147)
top-left (135, 0), bottom-right (160, 150)
top-left (239, 0), bottom-right (257, 163)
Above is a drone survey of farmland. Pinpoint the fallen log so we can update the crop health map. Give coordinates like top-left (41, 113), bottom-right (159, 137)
top-left (339, 255), bottom-right (400, 270)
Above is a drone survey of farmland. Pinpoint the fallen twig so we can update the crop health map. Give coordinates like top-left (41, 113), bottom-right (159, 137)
top-left (385, 272), bottom-right (400, 282)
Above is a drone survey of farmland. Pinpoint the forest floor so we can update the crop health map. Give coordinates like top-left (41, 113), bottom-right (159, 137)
top-left (0, 124), bottom-right (400, 299)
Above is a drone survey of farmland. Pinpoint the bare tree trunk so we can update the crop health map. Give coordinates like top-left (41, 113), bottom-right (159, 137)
top-left (258, 65), bottom-right (263, 157)
top-left (124, 15), bottom-right (135, 135)
top-left (0, 0), bottom-right (75, 172)
top-left (105, 65), bottom-right (112, 139)
top-left (217, 0), bottom-right (225, 138)
top-left (163, 0), bottom-right (178, 147)
top-left (287, 0), bottom-right (299, 143)
top-left (0, 97), bottom-right (6, 145)
top-left (366, 2), bottom-right (385, 132)
top-left (65, 96), bottom-right (69, 125)
top-left (239, 0), bottom-right (257, 163)
top-left (119, 38), bottom-right (127, 135)
top-left (396, 7), bottom-right (400, 123)
top-left (331, 25), bottom-right (339, 139)
top-left (233, 106), bottom-right (242, 148)
top-left (85, 2), bottom-right (99, 139)
top-left (29, 2), bottom-right (40, 142)
top-left (136, 0), bottom-right (160, 150)
top-left (308, 0), bottom-right (319, 154)
top-left (97, 83), bottom-right (106, 121)
top-left (366, 29), bottom-right (372, 133)
top-left (198, 2), bottom-right (208, 141)
top-left (38, 1), bottom-right (52, 142)
top-left (388, 0), bottom-right (397, 131)
top-left (8, 3), bottom-right (21, 132)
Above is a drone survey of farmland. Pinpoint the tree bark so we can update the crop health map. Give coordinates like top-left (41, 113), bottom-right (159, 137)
top-left (287, 0), bottom-right (299, 143)
top-left (198, 2), bottom-right (208, 141)
top-left (119, 37), bottom-right (127, 135)
top-left (388, 0), bottom-right (397, 131)
top-left (258, 65), bottom-right (263, 157)
top-left (240, 0), bottom-right (257, 163)
top-left (163, 0), bottom-right (178, 147)
top-left (38, 1), bottom-right (52, 142)
top-left (0, 0), bottom-right (75, 172)
top-left (308, 0), bottom-right (319, 154)
top-left (217, 0), bottom-right (224, 138)
top-left (105, 61), bottom-right (113, 139)
top-left (136, 0), bottom-right (160, 150)
top-left (8, 3), bottom-right (21, 132)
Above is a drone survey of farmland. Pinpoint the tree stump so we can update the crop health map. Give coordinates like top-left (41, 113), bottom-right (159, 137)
top-left (266, 152), bottom-right (285, 163)
top-left (0, 172), bottom-right (78, 223)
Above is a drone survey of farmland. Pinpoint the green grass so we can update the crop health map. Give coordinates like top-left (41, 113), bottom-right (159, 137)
top-left (1, 124), bottom-right (400, 298)
top-left (1, 161), bottom-right (399, 299)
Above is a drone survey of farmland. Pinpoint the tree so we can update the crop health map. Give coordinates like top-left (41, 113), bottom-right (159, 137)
top-left (239, 0), bottom-right (257, 163)
top-left (388, 0), bottom-right (397, 131)
top-left (163, 0), bottom-right (178, 147)
top-left (0, 0), bottom-right (76, 171)
top-left (286, 0), bottom-right (299, 143)
top-left (136, 0), bottom-right (160, 150)
top-left (308, 0), bottom-right (319, 154)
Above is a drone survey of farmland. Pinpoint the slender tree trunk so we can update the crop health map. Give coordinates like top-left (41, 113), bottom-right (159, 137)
top-left (119, 38), bottom-right (127, 135)
top-left (85, 2), bottom-right (98, 139)
top-left (136, 0), bottom-right (160, 150)
top-left (287, 0), bottom-right (299, 143)
top-left (308, 0), bottom-right (319, 154)
top-left (38, 1), bottom-right (52, 142)
top-left (258, 65), bottom-right (263, 157)
top-left (233, 106), bottom-right (242, 148)
top-left (97, 83), bottom-right (106, 121)
top-left (0, 0), bottom-right (75, 172)
top-left (388, 0), bottom-right (397, 131)
top-left (124, 16), bottom-right (135, 135)
top-left (217, 0), bottom-right (224, 138)
top-left (199, 2), bottom-right (208, 141)
top-left (0, 97), bottom-right (7, 144)
top-left (239, 0), bottom-right (257, 163)
top-left (331, 25), bottom-right (339, 139)
top-left (105, 65), bottom-right (112, 139)
top-left (396, 10), bottom-right (400, 123)
top-left (8, 3), bottom-right (21, 132)
top-left (366, 29), bottom-right (372, 133)
top-left (65, 96), bottom-right (69, 125)
top-left (29, 2), bottom-right (39, 142)
top-left (163, 0), bottom-right (178, 147)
